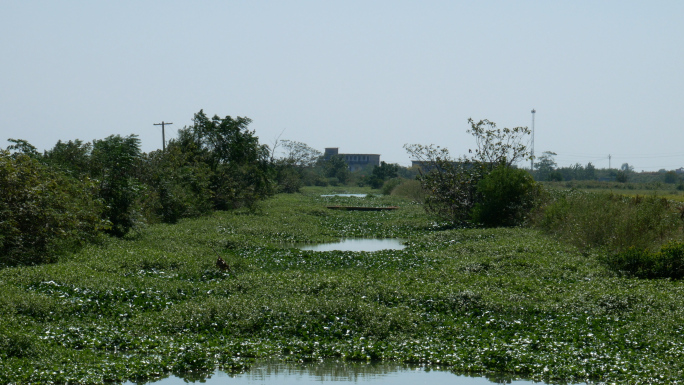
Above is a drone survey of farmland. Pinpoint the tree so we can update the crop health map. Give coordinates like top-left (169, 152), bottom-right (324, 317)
top-left (467, 118), bottom-right (531, 168)
top-left (471, 165), bottom-right (538, 227)
top-left (616, 170), bottom-right (629, 183)
top-left (277, 140), bottom-right (322, 168)
top-left (91, 134), bottom-right (143, 237)
top-left (363, 161), bottom-right (400, 189)
top-left (174, 110), bottom-right (274, 209)
top-left (5, 139), bottom-right (40, 158)
top-left (1, 150), bottom-right (105, 265)
top-left (43, 139), bottom-right (93, 176)
top-left (665, 171), bottom-right (678, 184)
top-left (322, 155), bottom-right (351, 185)
top-left (534, 151), bottom-right (557, 181)
top-left (585, 162), bottom-right (596, 180)
top-left (405, 118), bottom-right (535, 226)
top-left (273, 140), bottom-right (323, 193)
top-left (138, 146), bottom-right (213, 223)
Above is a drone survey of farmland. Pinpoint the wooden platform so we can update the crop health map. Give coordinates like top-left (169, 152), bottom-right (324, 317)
top-left (326, 206), bottom-right (399, 211)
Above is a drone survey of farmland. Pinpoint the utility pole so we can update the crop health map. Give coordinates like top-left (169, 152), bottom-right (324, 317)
top-left (609, 154), bottom-right (612, 169)
top-left (153, 121), bottom-right (173, 151)
top-left (530, 109), bottom-right (536, 170)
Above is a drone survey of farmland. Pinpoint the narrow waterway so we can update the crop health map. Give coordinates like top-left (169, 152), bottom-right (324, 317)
top-left (125, 360), bottom-right (583, 384)
top-left (298, 238), bottom-right (406, 252)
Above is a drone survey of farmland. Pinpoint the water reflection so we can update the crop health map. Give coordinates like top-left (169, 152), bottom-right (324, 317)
top-left (126, 359), bottom-right (572, 384)
top-left (298, 238), bottom-right (406, 252)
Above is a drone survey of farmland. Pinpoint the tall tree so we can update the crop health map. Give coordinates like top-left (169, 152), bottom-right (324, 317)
top-left (174, 110), bottom-right (274, 209)
top-left (91, 134), bottom-right (143, 237)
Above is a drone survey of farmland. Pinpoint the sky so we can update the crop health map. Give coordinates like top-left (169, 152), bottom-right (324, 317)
top-left (2, 1), bottom-right (683, 171)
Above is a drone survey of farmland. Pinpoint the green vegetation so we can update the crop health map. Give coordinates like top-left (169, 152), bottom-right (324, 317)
top-left (1, 188), bottom-right (684, 383)
top-left (0, 150), bottom-right (106, 265)
top-left (471, 165), bottom-right (539, 227)
top-left (534, 190), bottom-right (683, 253)
top-left (6, 113), bottom-right (684, 384)
top-left (2, 110), bottom-right (275, 267)
top-left (405, 118), bottom-right (537, 226)
top-left (606, 241), bottom-right (684, 279)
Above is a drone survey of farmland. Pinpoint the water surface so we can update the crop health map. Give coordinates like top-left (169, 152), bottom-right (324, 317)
top-left (125, 360), bottom-right (576, 385)
top-left (298, 238), bottom-right (405, 252)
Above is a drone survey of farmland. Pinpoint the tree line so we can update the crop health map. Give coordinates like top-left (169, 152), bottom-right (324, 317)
top-left (1, 110), bottom-right (412, 266)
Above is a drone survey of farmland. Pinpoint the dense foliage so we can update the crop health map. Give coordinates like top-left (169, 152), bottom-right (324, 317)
top-left (606, 241), bottom-right (684, 279)
top-left (363, 161), bottom-right (399, 189)
top-left (405, 118), bottom-right (537, 227)
top-left (1, 110), bottom-right (275, 266)
top-left (173, 110), bottom-right (274, 210)
top-left (471, 165), bottom-right (539, 227)
top-left (2, 189), bottom-right (684, 384)
top-left (0, 150), bottom-right (105, 265)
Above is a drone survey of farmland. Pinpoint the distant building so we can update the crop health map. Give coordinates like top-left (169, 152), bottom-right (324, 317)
top-left (324, 148), bottom-right (380, 172)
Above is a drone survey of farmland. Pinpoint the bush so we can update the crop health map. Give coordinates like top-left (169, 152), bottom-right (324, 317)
top-left (535, 190), bottom-right (683, 252)
top-left (405, 118), bottom-right (532, 226)
top-left (138, 148), bottom-right (213, 224)
top-left (0, 151), bottom-right (105, 266)
top-left (471, 165), bottom-right (539, 227)
top-left (391, 179), bottom-right (425, 202)
top-left (381, 178), bottom-right (402, 195)
top-left (275, 166), bottom-right (303, 193)
top-left (417, 159), bottom-right (486, 223)
top-left (605, 241), bottom-right (684, 279)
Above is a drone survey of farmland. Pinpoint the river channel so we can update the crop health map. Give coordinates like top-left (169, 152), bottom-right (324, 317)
top-left (125, 359), bottom-right (583, 384)
top-left (128, 239), bottom-right (583, 384)
top-left (297, 238), bottom-right (406, 252)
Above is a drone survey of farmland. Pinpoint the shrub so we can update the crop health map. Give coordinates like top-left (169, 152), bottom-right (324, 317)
top-left (471, 165), bottom-right (539, 227)
top-left (364, 162), bottom-right (399, 189)
top-left (174, 110), bottom-right (275, 210)
top-left (275, 166), bottom-right (303, 193)
top-left (411, 156), bottom-right (485, 223)
top-left (381, 178), bottom-right (402, 195)
top-left (606, 241), bottom-right (684, 279)
top-left (138, 147), bottom-right (213, 224)
top-left (391, 179), bottom-right (425, 202)
top-left (534, 190), bottom-right (683, 252)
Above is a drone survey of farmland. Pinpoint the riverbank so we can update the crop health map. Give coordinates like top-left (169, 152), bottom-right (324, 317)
top-left (2, 187), bottom-right (683, 383)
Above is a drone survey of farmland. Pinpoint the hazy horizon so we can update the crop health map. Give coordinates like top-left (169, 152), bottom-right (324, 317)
top-left (2, 1), bottom-right (682, 171)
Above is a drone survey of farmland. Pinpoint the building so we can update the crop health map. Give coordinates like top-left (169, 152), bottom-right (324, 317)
top-left (324, 148), bottom-right (380, 172)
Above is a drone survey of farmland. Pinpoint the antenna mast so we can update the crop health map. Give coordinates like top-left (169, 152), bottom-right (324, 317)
top-left (530, 109), bottom-right (536, 170)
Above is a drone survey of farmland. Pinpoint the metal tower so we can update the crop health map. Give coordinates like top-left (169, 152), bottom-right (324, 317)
top-left (530, 109), bottom-right (536, 170)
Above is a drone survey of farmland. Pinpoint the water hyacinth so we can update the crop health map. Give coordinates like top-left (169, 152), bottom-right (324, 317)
top-left (1, 187), bottom-right (684, 383)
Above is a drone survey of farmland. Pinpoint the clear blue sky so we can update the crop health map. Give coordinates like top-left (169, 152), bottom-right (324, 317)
top-left (2, 1), bottom-right (682, 171)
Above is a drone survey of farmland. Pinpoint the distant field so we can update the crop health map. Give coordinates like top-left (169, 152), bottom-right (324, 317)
top-left (542, 180), bottom-right (684, 201)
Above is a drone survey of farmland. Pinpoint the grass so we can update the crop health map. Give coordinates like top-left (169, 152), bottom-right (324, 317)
top-left (2, 186), bottom-right (684, 383)
top-left (543, 180), bottom-right (684, 202)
